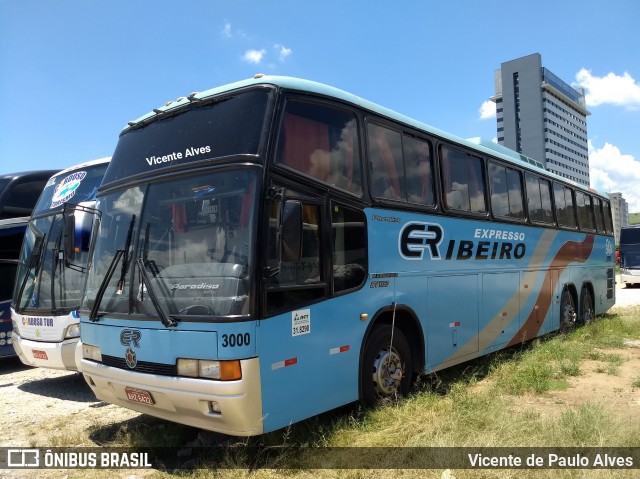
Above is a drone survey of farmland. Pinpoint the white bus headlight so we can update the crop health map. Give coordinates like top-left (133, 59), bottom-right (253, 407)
top-left (177, 358), bottom-right (241, 380)
top-left (11, 319), bottom-right (20, 336)
top-left (82, 343), bottom-right (102, 361)
top-left (64, 324), bottom-right (80, 339)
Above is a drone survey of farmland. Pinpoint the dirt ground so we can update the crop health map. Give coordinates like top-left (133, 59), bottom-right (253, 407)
top-left (506, 343), bottom-right (640, 423)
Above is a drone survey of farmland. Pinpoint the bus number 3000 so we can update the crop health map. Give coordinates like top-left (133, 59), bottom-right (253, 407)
top-left (221, 333), bottom-right (251, 348)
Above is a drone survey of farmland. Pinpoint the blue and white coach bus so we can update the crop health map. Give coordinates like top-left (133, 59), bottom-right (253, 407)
top-left (12, 158), bottom-right (110, 370)
top-left (79, 76), bottom-right (615, 436)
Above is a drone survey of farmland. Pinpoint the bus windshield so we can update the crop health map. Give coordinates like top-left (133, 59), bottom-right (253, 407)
top-left (83, 168), bottom-right (257, 321)
top-left (12, 163), bottom-right (109, 314)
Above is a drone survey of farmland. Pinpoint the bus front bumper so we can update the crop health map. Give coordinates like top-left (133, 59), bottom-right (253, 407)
top-left (13, 333), bottom-right (80, 371)
top-left (80, 357), bottom-right (264, 436)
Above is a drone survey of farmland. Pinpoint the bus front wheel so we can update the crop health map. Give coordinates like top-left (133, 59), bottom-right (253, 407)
top-left (361, 325), bottom-right (412, 406)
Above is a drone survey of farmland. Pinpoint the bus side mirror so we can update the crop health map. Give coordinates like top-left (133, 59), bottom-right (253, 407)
top-left (281, 200), bottom-right (302, 262)
top-left (64, 207), bottom-right (94, 268)
top-left (64, 215), bottom-right (77, 262)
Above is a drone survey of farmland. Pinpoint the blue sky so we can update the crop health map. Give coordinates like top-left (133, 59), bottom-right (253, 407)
top-left (1, 0), bottom-right (639, 210)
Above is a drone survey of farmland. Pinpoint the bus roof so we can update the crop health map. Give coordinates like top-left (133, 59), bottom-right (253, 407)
top-left (123, 75), bottom-right (605, 198)
top-left (48, 157), bottom-right (111, 179)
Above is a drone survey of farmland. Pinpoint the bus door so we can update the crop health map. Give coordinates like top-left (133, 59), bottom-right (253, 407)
top-left (258, 183), bottom-right (365, 431)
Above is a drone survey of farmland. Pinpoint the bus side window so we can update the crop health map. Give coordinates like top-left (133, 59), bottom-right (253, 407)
top-left (594, 197), bottom-right (605, 232)
top-left (332, 204), bottom-right (366, 293)
top-left (554, 183), bottom-right (577, 228)
top-left (489, 162), bottom-right (524, 220)
top-left (525, 173), bottom-right (553, 224)
top-left (277, 100), bottom-right (362, 195)
top-left (368, 123), bottom-right (405, 201)
top-left (403, 135), bottom-right (435, 206)
top-left (576, 191), bottom-right (595, 231)
top-left (441, 146), bottom-right (487, 213)
top-left (266, 194), bottom-right (325, 313)
top-left (603, 200), bottom-right (613, 234)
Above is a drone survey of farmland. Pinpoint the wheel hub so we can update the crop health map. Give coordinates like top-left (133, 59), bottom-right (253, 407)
top-left (372, 348), bottom-right (403, 396)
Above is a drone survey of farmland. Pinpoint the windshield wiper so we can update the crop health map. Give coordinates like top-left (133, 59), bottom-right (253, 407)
top-left (50, 229), bottom-right (63, 313)
top-left (89, 215), bottom-right (135, 321)
top-left (89, 249), bottom-right (124, 321)
top-left (15, 234), bottom-right (47, 314)
top-left (136, 259), bottom-right (177, 328)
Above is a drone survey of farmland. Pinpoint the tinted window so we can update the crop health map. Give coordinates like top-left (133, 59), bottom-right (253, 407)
top-left (1, 180), bottom-right (48, 218)
top-left (576, 191), bottom-right (595, 231)
top-left (594, 198), bottom-right (605, 232)
top-left (525, 174), bottom-right (554, 224)
top-left (332, 204), bottom-right (366, 293)
top-left (603, 200), bottom-right (613, 234)
top-left (489, 162), bottom-right (524, 219)
top-left (554, 183), bottom-right (577, 228)
top-left (105, 90), bottom-right (270, 184)
top-left (368, 123), bottom-right (405, 200)
top-left (403, 135), bottom-right (435, 206)
top-left (277, 101), bottom-right (362, 195)
top-left (441, 146), bottom-right (486, 213)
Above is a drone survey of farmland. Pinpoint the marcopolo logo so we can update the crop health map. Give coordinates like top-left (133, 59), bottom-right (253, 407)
top-left (399, 222), bottom-right (443, 260)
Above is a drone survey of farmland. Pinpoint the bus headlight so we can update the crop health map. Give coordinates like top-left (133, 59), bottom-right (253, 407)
top-left (621, 268), bottom-right (630, 275)
top-left (82, 343), bottom-right (102, 362)
top-left (0, 332), bottom-right (5, 339)
top-left (177, 358), bottom-right (241, 381)
top-left (64, 324), bottom-right (80, 339)
top-left (11, 319), bottom-right (20, 336)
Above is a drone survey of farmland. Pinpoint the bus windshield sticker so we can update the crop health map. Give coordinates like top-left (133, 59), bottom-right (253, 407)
top-left (292, 309), bottom-right (311, 337)
top-left (50, 171), bottom-right (87, 208)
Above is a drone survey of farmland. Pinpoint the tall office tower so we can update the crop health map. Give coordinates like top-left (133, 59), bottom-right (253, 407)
top-left (491, 53), bottom-right (591, 186)
top-left (608, 192), bottom-right (629, 245)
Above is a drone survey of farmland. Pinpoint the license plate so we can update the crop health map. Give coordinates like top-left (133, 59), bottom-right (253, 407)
top-left (32, 350), bottom-right (48, 360)
top-left (125, 387), bottom-right (155, 405)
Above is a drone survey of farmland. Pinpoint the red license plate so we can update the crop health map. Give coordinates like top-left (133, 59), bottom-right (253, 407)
top-left (32, 350), bottom-right (48, 360)
top-left (125, 387), bottom-right (155, 405)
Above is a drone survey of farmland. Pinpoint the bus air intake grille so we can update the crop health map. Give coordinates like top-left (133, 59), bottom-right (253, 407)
top-left (100, 354), bottom-right (177, 376)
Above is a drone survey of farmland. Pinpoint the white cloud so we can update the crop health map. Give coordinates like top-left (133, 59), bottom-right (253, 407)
top-left (274, 44), bottom-right (292, 62)
top-left (575, 69), bottom-right (640, 110)
top-left (243, 49), bottom-right (266, 64)
top-left (589, 140), bottom-right (640, 212)
top-left (221, 22), bottom-right (232, 37)
top-left (479, 100), bottom-right (496, 120)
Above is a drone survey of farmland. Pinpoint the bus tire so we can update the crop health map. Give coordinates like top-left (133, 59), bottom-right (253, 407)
top-left (560, 289), bottom-right (577, 332)
top-left (580, 286), bottom-right (594, 325)
top-left (360, 324), bottom-right (412, 407)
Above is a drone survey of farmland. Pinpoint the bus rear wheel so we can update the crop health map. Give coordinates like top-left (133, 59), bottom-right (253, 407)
top-left (580, 287), bottom-right (594, 325)
top-left (560, 289), bottom-right (577, 332)
top-left (361, 325), bottom-right (412, 406)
